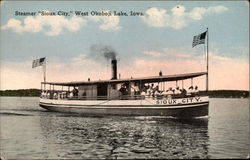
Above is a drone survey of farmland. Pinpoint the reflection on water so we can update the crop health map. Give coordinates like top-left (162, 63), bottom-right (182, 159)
top-left (0, 97), bottom-right (249, 159)
top-left (39, 115), bottom-right (209, 159)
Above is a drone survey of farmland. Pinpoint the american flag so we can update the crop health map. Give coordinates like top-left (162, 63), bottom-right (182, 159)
top-left (192, 31), bottom-right (207, 47)
top-left (32, 57), bottom-right (45, 68)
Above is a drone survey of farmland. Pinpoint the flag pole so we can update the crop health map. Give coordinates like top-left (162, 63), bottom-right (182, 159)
top-left (43, 58), bottom-right (46, 90)
top-left (44, 58), bottom-right (46, 82)
top-left (206, 28), bottom-right (209, 92)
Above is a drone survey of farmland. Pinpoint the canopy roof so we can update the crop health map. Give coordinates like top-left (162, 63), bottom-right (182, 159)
top-left (42, 72), bottom-right (207, 86)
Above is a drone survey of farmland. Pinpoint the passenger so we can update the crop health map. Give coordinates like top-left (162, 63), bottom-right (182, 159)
top-left (141, 90), bottom-right (147, 97)
top-left (164, 88), bottom-right (173, 98)
top-left (132, 84), bottom-right (140, 95)
top-left (146, 87), bottom-right (151, 96)
top-left (150, 84), bottom-right (154, 91)
top-left (69, 91), bottom-right (73, 99)
top-left (162, 89), bottom-right (168, 96)
top-left (162, 90), bottom-right (168, 98)
top-left (53, 92), bottom-right (58, 99)
top-left (181, 88), bottom-right (187, 96)
top-left (154, 85), bottom-right (159, 92)
top-left (167, 87), bottom-right (174, 95)
top-left (141, 84), bottom-right (148, 93)
top-left (166, 88), bottom-right (171, 95)
top-left (187, 86), bottom-right (194, 96)
top-left (41, 91), bottom-right (46, 98)
top-left (66, 91), bottom-right (70, 98)
top-left (72, 87), bottom-right (79, 97)
top-left (119, 85), bottom-right (128, 99)
top-left (46, 91), bottom-right (50, 99)
top-left (62, 92), bottom-right (66, 99)
top-left (57, 92), bottom-right (61, 99)
top-left (159, 71), bottom-right (163, 76)
top-left (175, 86), bottom-right (181, 94)
top-left (154, 89), bottom-right (161, 96)
top-left (147, 84), bottom-right (154, 96)
top-left (188, 86), bottom-right (194, 95)
top-left (150, 85), bottom-right (158, 97)
top-left (194, 86), bottom-right (199, 95)
top-left (172, 89), bottom-right (175, 95)
top-left (119, 85), bottom-right (127, 95)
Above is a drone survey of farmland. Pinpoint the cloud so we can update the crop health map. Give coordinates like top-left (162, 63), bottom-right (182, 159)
top-left (163, 48), bottom-right (196, 58)
top-left (141, 5), bottom-right (228, 29)
top-left (142, 48), bottom-right (198, 59)
top-left (188, 7), bottom-right (207, 20)
top-left (1, 18), bottom-right (24, 33)
top-left (142, 51), bottom-right (164, 57)
top-left (1, 10), bottom-right (121, 35)
top-left (189, 6), bottom-right (228, 20)
top-left (0, 61), bottom-right (45, 89)
top-left (121, 53), bottom-right (248, 90)
top-left (136, 49), bottom-right (248, 90)
top-left (207, 6), bottom-right (229, 13)
top-left (208, 53), bottom-right (249, 90)
top-left (140, 8), bottom-right (168, 27)
top-left (46, 54), bottom-right (111, 82)
top-left (1, 14), bottom-right (86, 36)
top-left (1, 49), bottom-right (248, 91)
top-left (210, 53), bottom-right (229, 61)
top-left (0, 55), bottom-right (110, 90)
top-left (88, 11), bottom-right (121, 31)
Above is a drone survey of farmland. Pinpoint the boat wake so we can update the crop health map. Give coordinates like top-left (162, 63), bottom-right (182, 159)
top-left (193, 115), bottom-right (210, 119)
top-left (0, 111), bottom-right (32, 116)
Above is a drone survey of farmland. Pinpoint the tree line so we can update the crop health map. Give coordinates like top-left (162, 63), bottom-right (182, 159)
top-left (0, 89), bottom-right (41, 97)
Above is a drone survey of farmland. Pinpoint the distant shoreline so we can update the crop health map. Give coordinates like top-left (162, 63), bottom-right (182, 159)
top-left (0, 89), bottom-right (249, 98)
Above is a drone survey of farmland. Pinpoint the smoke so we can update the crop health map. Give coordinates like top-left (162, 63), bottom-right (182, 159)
top-left (90, 44), bottom-right (117, 60)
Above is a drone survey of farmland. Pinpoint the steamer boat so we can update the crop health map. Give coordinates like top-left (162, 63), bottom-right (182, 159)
top-left (39, 29), bottom-right (210, 118)
top-left (39, 59), bottom-right (209, 118)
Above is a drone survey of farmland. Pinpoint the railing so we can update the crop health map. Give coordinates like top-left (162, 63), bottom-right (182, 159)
top-left (40, 92), bottom-right (207, 100)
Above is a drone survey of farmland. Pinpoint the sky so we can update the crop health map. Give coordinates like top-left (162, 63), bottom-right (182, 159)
top-left (0, 1), bottom-right (249, 90)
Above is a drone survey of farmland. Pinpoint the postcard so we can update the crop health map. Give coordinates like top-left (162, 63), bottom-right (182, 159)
top-left (0, 1), bottom-right (249, 159)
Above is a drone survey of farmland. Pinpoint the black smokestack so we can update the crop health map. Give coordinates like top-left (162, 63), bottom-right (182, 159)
top-left (90, 44), bottom-right (118, 80)
top-left (111, 59), bottom-right (117, 80)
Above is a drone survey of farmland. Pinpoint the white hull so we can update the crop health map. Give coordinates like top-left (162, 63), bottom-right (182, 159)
top-left (40, 96), bottom-right (209, 118)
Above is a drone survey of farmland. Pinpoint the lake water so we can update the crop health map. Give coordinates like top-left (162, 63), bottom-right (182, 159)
top-left (0, 97), bottom-right (249, 159)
